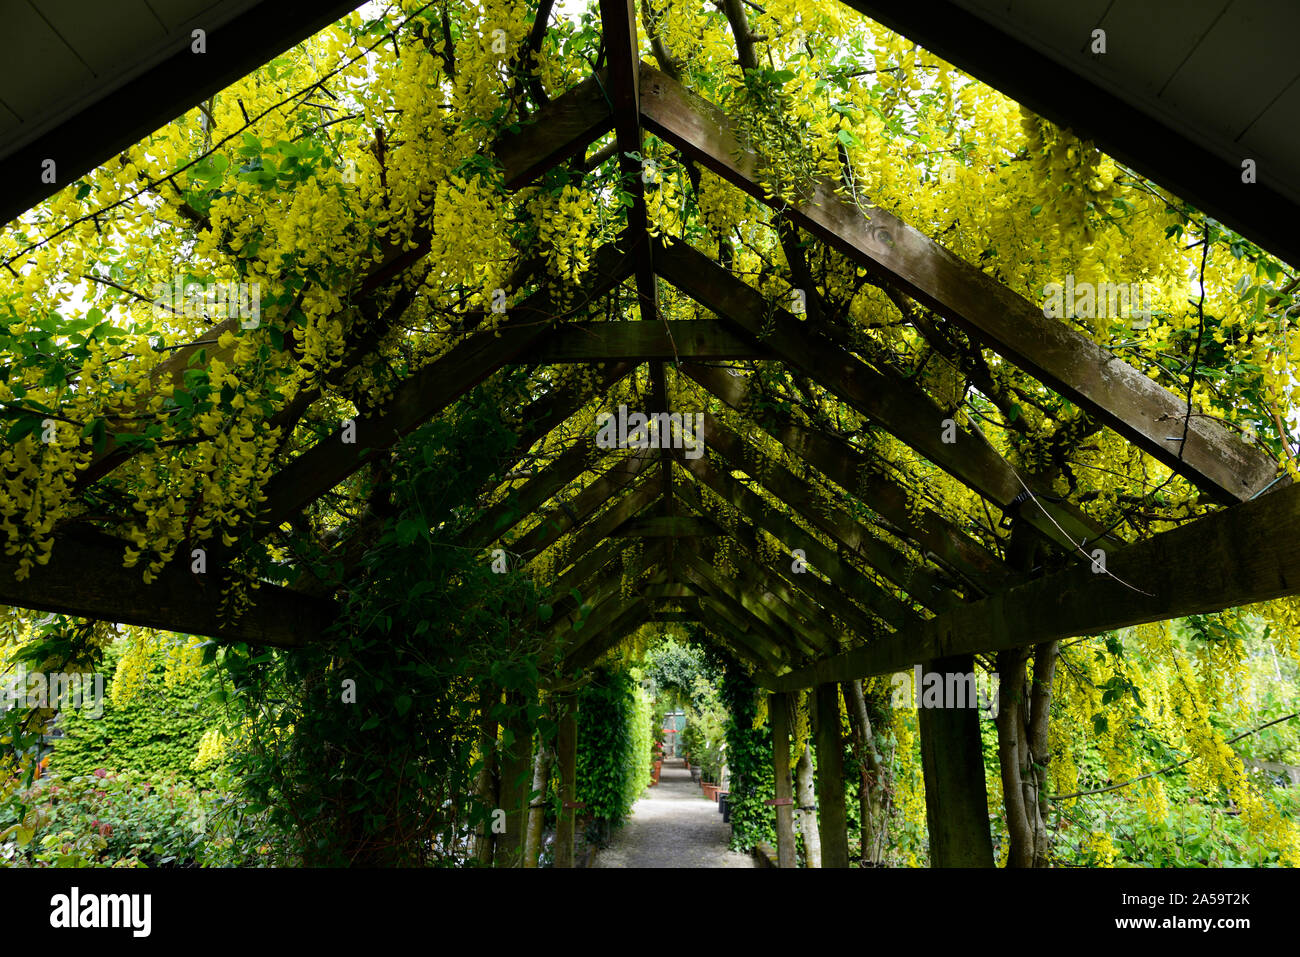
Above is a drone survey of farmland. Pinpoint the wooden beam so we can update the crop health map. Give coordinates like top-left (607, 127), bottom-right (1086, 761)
top-left (533, 320), bottom-right (763, 361)
top-left (565, 595), bottom-right (654, 671)
top-left (638, 65), bottom-right (1280, 504)
top-left (679, 546), bottom-right (824, 661)
top-left (769, 481), bottom-right (1300, 690)
top-left (674, 448), bottom-right (920, 631)
top-left (702, 414), bottom-right (957, 614)
top-left (613, 515), bottom-right (724, 537)
top-left (477, 361), bottom-right (635, 496)
top-left (249, 244), bottom-right (631, 547)
top-left (0, 525), bottom-right (330, 648)
top-left (834, 0), bottom-right (1300, 273)
top-left (494, 687), bottom-right (536, 868)
top-left (917, 653), bottom-right (995, 867)
top-left (680, 567), bottom-right (799, 672)
top-left (642, 583), bottom-right (697, 600)
top-left (550, 547), bottom-right (667, 655)
top-left (656, 239), bottom-right (1109, 558)
top-left (599, 0), bottom-right (658, 324)
top-left (683, 537), bottom-right (837, 657)
top-left (691, 541), bottom-right (837, 656)
top-left (770, 692), bottom-right (797, 867)
top-left (294, 362), bottom-right (635, 595)
top-left (681, 362), bottom-right (1014, 595)
top-left (86, 82), bottom-right (614, 489)
top-left (523, 472), bottom-right (664, 566)
top-left (815, 682), bottom-right (850, 868)
top-left (546, 541), bottom-right (666, 643)
top-left (493, 74), bottom-right (614, 189)
top-left (692, 594), bottom-right (790, 678)
top-left (690, 611), bottom-right (780, 689)
top-left (460, 443), bottom-right (594, 549)
top-left (673, 466), bottom-right (889, 644)
top-left (648, 611), bottom-right (697, 623)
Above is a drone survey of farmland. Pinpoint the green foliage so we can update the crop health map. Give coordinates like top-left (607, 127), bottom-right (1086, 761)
top-left (685, 674), bottom-right (728, 782)
top-left (0, 770), bottom-right (204, 867)
top-left (210, 376), bottom-right (554, 866)
top-left (719, 662), bottom-right (775, 852)
top-left (575, 667), bottom-right (651, 825)
top-left (55, 640), bottom-right (216, 784)
top-left (643, 636), bottom-right (718, 706)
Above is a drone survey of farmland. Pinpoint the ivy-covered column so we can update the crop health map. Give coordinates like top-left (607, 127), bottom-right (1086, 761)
top-left (494, 686), bottom-right (535, 868)
top-left (719, 663), bottom-right (775, 852)
top-left (554, 693), bottom-right (579, 868)
top-left (475, 683), bottom-right (500, 867)
top-left (814, 682), bottom-right (850, 867)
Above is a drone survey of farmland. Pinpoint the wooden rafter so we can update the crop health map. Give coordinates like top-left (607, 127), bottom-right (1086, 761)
top-left (672, 446), bottom-right (919, 631)
top-left (769, 481), bottom-right (1300, 690)
top-left (598, 0), bottom-right (659, 325)
top-left (655, 237), bottom-right (1111, 558)
top-left (241, 243), bottom-right (633, 551)
top-left (681, 361), bottom-right (1015, 595)
top-left (672, 467), bottom-right (891, 643)
top-left (0, 526), bottom-right (330, 648)
top-left (637, 65), bottom-right (1281, 504)
top-left (702, 413), bottom-right (958, 613)
top-left (516, 463), bottom-right (663, 562)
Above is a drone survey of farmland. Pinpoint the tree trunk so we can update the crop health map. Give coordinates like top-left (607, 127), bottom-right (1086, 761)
top-left (523, 730), bottom-right (554, 868)
top-left (794, 742), bottom-right (821, 867)
top-left (844, 679), bottom-right (884, 864)
top-left (995, 648), bottom-right (1033, 867)
top-left (1026, 640), bottom-right (1059, 867)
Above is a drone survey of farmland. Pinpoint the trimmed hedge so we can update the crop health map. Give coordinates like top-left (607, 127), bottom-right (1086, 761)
top-left (575, 667), bottom-right (652, 825)
top-left (54, 640), bottom-right (218, 784)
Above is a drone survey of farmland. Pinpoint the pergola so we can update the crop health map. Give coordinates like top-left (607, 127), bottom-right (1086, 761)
top-left (2, 0), bottom-right (1298, 868)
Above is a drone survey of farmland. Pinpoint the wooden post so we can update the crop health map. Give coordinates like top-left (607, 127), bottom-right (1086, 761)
top-left (917, 653), bottom-right (995, 867)
top-left (814, 682), bottom-right (850, 868)
top-left (494, 687), bottom-right (535, 868)
top-left (474, 685), bottom-right (500, 867)
top-left (769, 692), bottom-right (796, 867)
top-left (554, 694), bottom-right (579, 868)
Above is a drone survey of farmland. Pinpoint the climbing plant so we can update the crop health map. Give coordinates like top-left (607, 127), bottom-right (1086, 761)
top-left (719, 661), bottom-right (776, 852)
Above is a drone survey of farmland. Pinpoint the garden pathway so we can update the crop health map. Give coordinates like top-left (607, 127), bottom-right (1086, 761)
top-left (591, 759), bottom-right (757, 868)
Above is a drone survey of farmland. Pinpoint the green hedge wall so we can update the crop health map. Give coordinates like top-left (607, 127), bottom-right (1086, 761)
top-left (575, 667), bottom-right (651, 824)
top-left (54, 640), bottom-right (218, 784)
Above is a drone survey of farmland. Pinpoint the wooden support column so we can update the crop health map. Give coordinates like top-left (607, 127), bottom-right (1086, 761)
top-left (494, 687), bottom-right (535, 868)
top-left (475, 685), bottom-right (500, 867)
top-left (770, 692), bottom-right (797, 867)
top-left (917, 653), bottom-right (994, 867)
top-left (814, 682), bottom-right (850, 868)
top-left (554, 694), bottom-right (579, 868)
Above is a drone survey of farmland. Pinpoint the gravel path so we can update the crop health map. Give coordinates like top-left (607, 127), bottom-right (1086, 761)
top-left (592, 759), bottom-right (757, 868)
